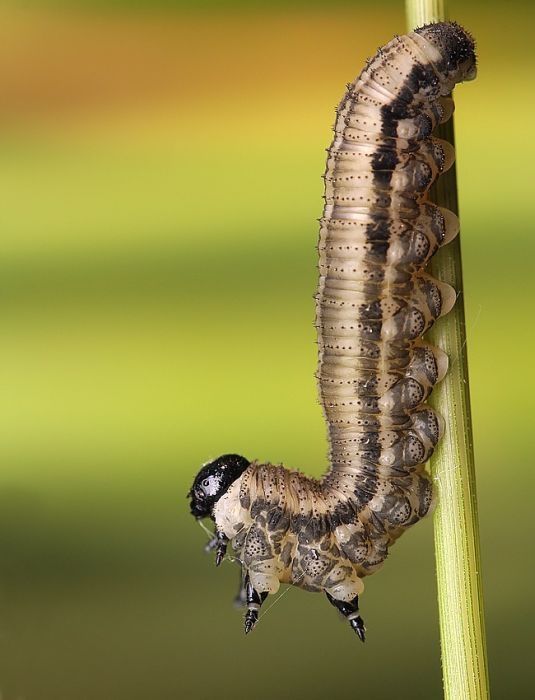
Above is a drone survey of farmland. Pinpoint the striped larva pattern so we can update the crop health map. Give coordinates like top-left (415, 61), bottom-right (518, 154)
top-left (188, 22), bottom-right (476, 639)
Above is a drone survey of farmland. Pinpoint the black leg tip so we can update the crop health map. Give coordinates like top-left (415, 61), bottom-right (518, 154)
top-left (244, 611), bottom-right (258, 635)
top-left (350, 617), bottom-right (366, 643)
top-left (214, 532), bottom-right (227, 566)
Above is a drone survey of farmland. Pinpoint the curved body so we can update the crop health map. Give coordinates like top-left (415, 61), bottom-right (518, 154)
top-left (190, 21), bottom-right (476, 636)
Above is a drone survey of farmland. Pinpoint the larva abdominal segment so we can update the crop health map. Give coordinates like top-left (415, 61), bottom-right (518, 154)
top-left (189, 21), bottom-right (476, 639)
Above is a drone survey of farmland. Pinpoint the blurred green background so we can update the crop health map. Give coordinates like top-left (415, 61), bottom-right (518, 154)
top-left (0, 1), bottom-right (533, 698)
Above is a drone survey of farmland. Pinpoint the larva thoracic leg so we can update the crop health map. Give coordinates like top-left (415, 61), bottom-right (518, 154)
top-left (326, 591), bottom-right (366, 642)
top-left (188, 21), bottom-right (476, 640)
top-left (243, 575), bottom-right (268, 634)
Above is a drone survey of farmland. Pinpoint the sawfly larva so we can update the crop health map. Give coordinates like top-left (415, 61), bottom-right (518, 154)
top-left (188, 21), bottom-right (476, 641)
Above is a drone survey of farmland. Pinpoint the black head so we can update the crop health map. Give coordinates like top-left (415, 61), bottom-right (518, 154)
top-left (188, 454), bottom-right (250, 519)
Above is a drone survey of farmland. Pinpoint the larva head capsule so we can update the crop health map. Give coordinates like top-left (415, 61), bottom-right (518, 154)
top-left (188, 454), bottom-right (250, 519)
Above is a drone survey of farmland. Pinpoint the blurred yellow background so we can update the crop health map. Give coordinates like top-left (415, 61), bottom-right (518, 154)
top-left (0, 1), bottom-right (532, 698)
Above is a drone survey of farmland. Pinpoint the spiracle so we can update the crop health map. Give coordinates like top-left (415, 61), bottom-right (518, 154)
top-left (188, 21), bottom-right (476, 640)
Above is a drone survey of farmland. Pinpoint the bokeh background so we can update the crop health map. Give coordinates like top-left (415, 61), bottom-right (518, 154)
top-left (0, 0), bottom-right (533, 698)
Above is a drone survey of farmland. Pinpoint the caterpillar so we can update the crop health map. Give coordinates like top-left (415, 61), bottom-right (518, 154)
top-left (188, 21), bottom-right (476, 640)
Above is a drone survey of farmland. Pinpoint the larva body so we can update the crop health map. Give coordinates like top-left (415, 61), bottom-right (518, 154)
top-left (189, 21), bottom-right (476, 638)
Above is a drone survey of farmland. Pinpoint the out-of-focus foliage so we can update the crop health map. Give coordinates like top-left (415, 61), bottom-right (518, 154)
top-left (0, 2), bottom-right (533, 698)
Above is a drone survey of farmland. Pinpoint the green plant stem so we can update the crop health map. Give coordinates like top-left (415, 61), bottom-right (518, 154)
top-left (405, 2), bottom-right (490, 699)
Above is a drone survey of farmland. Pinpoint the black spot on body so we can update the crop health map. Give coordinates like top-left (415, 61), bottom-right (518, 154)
top-left (369, 241), bottom-right (389, 262)
top-left (405, 62), bottom-right (439, 97)
top-left (359, 299), bottom-right (382, 320)
top-left (371, 148), bottom-right (398, 175)
top-left (329, 500), bottom-right (358, 528)
top-left (366, 219), bottom-right (391, 242)
top-left (267, 506), bottom-right (288, 532)
top-left (250, 498), bottom-right (267, 520)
